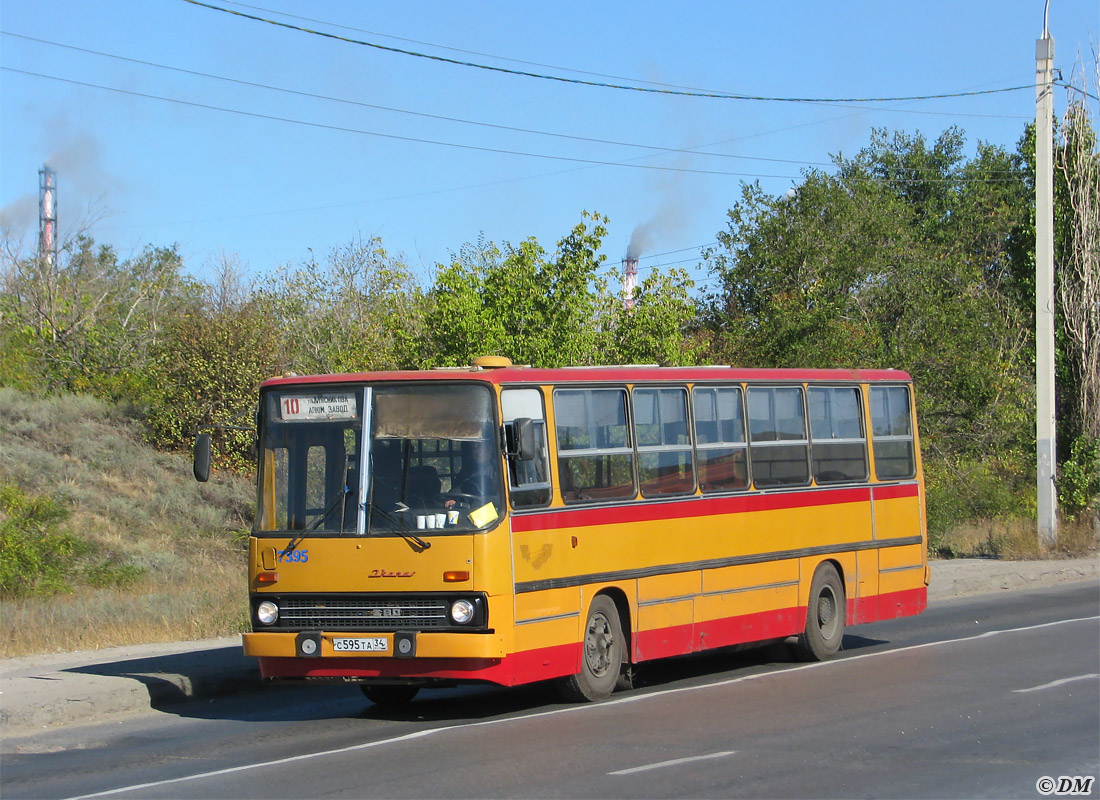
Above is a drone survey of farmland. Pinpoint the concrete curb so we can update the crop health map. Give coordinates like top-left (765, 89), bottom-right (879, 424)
top-left (927, 556), bottom-right (1099, 601)
top-left (1, 637), bottom-right (257, 737)
top-left (2, 556), bottom-right (1097, 738)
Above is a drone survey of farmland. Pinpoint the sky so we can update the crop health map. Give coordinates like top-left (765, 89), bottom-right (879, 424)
top-left (1, 0), bottom-right (1097, 293)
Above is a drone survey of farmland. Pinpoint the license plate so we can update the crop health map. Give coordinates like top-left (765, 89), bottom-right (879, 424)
top-left (332, 637), bottom-right (388, 653)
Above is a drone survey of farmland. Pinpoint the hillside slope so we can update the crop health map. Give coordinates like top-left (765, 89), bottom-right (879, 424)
top-left (0, 388), bottom-right (254, 656)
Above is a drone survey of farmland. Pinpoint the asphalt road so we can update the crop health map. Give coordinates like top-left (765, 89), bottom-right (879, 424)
top-left (3, 582), bottom-right (1098, 800)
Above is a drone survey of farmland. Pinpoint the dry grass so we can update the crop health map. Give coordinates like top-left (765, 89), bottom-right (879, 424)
top-left (0, 388), bottom-right (254, 657)
top-left (933, 513), bottom-right (1100, 561)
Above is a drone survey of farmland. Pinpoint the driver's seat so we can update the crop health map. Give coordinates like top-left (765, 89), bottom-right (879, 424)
top-left (407, 465), bottom-right (441, 508)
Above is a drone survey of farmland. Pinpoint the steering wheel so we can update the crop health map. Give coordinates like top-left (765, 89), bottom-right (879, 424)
top-left (442, 492), bottom-right (480, 509)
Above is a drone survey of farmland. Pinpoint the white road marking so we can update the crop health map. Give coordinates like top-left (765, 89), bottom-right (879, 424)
top-left (1012, 673), bottom-right (1099, 693)
top-left (609, 750), bottom-right (737, 775)
top-left (66, 614), bottom-right (1100, 800)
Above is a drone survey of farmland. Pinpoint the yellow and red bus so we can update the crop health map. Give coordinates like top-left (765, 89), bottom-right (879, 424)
top-left (199, 357), bottom-right (927, 704)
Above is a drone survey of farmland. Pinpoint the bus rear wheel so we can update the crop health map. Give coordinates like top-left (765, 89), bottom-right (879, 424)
top-left (557, 595), bottom-right (623, 702)
top-left (794, 563), bottom-right (846, 662)
top-left (361, 684), bottom-right (420, 706)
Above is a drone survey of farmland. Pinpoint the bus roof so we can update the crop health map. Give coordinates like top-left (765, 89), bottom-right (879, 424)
top-left (260, 363), bottom-right (912, 390)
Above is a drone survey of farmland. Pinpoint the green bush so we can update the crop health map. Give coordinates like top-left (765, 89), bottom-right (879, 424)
top-left (83, 559), bottom-right (146, 589)
top-left (924, 455), bottom-right (1033, 555)
top-left (0, 485), bottom-right (89, 597)
top-left (1059, 436), bottom-right (1100, 518)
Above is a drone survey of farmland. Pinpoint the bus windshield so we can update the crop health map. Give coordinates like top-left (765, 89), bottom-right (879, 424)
top-left (257, 383), bottom-right (503, 535)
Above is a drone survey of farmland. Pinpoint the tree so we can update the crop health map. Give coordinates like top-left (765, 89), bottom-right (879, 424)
top-left (0, 233), bottom-right (192, 398)
top-left (605, 267), bottom-right (700, 366)
top-left (422, 212), bottom-right (698, 368)
top-left (703, 128), bottom-right (1037, 531)
top-left (261, 237), bottom-right (424, 374)
top-left (1055, 87), bottom-right (1100, 444)
top-left (704, 173), bottom-right (903, 369)
top-left (141, 287), bottom-right (281, 469)
top-left (422, 214), bottom-right (611, 367)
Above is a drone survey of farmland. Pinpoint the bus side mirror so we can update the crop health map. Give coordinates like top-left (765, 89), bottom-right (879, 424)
top-left (193, 433), bottom-right (212, 482)
top-left (512, 418), bottom-right (539, 461)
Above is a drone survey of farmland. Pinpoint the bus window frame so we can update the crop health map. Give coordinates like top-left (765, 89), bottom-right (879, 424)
top-left (501, 387), bottom-right (553, 510)
top-left (256, 381), bottom-right (506, 537)
top-left (746, 384), bottom-right (812, 489)
top-left (631, 385), bottom-right (697, 498)
top-left (807, 384), bottom-right (869, 485)
top-left (868, 384), bottom-right (917, 481)
top-left (553, 385), bottom-right (637, 505)
top-left (691, 383), bottom-right (750, 495)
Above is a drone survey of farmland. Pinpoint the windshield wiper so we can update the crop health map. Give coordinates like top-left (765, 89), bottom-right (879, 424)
top-left (285, 463), bottom-right (354, 552)
top-left (364, 500), bottom-right (431, 551)
top-left (397, 528), bottom-right (431, 552)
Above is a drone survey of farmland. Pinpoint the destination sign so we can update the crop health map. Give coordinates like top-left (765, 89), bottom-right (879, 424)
top-left (279, 392), bottom-right (357, 422)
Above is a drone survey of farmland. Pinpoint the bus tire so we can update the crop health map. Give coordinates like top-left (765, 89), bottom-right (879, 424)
top-left (557, 595), bottom-right (623, 702)
top-left (794, 563), bottom-right (845, 662)
top-left (361, 684), bottom-right (419, 706)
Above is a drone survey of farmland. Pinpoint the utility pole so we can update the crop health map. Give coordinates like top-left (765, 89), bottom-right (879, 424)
top-left (1035, 2), bottom-right (1057, 546)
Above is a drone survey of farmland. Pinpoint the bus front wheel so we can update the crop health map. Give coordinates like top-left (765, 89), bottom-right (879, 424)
top-left (794, 563), bottom-right (846, 661)
top-left (557, 595), bottom-right (624, 702)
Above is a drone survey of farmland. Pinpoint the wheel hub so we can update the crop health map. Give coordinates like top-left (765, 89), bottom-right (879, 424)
top-left (584, 612), bottom-right (614, 676)
top-left (817, 588), bottom-right (838, 637)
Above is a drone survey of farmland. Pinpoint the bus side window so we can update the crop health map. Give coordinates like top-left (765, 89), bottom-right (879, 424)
top-left (554, 388), bottom-right (636, 504)
top-left (747, 386), bottom-right (810, 488)
top-left (502, 388), bottom-right (552, 508)
top-left (869, 386), bottom-right (916, 479)
top-left (808, 386), bottom-right (868, 483)
top-left (693, 386), bottom-right (748, 493)
top-left (634, 387), bottom-right (695, 497)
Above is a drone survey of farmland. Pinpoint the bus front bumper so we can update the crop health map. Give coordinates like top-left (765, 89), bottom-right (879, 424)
top-left (242, 630), bottom-right (507, 660)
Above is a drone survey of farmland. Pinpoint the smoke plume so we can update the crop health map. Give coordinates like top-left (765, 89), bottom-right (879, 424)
top-left (625, 164), bottom-right (693, 259)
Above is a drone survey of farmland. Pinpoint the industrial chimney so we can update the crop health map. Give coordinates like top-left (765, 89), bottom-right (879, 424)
top-left (621, 257), bottom-right (639, 310)
top-left (38, 165), bottom-right (57, 268)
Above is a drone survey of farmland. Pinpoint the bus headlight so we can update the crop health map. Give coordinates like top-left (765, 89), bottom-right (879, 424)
top-left (450, 599), bottom-right (475, 625)
top-left (257, 600), bottom-right (279, 625)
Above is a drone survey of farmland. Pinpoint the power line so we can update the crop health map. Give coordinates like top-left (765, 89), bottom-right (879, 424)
top-left (2, 32), bottom-right (1030, 177)
top-left (183, 0), bottom-right (1036, 105)
top-left (217, 0), bottom-right (724, 93)
top-left (3, 29), bottom-right (1029, 126)
top-left (0, 66), bottom-right (801, 179)
top-left (0, 31), bottom-right (836, 169)
top-left (637, 256), bottom-right (710, 271)
top-left (636, 243), bottom-right (718, 261)
top-left (2, 64), bottom-right (1028, 186)
top-left (1058, 81), bottom-right (1100, 103)
top-left (213, 1), bottom-right (1038, 117)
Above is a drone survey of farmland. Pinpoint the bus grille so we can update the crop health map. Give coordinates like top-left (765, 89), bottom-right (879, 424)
top-left (277, 597), bottom-right (449, 631)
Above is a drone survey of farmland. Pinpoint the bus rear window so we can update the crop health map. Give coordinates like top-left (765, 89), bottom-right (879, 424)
top-left (869, 386), bottom-right (916, 479)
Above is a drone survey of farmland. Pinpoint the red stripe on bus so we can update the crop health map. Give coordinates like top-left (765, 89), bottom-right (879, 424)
top-left (258, 655), bottom-right (503, 683)
top-left (257, 642), bottom-right (579, 687)
top-left (257, 587), bottom-right (926, 686)
top-left (871, 483), bottom-right (920, 501)
top-left (634, 606), bottom-right (807, 661)
top-left (511, 487), bottom-right (872, 533)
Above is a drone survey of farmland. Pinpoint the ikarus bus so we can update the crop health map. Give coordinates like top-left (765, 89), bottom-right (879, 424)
top-left (194, 356), bottom-right (928, 705)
